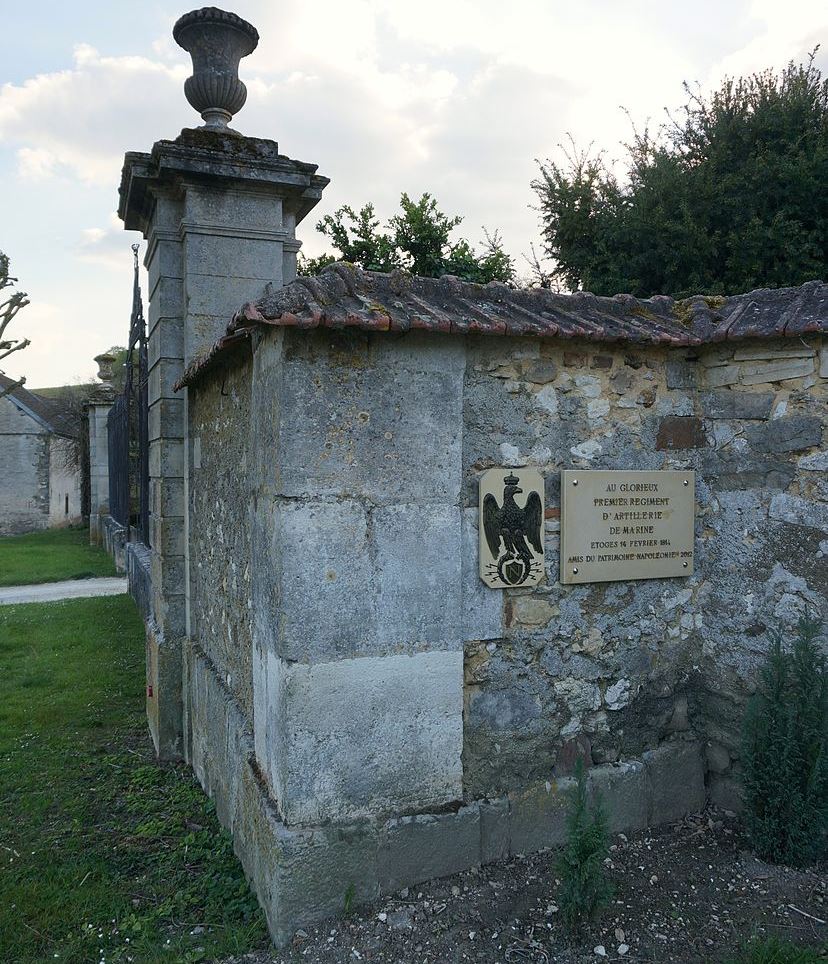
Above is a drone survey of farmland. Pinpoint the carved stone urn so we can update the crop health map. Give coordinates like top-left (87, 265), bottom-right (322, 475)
top-left (94, 352), bottom-right (116, 385)
top-left (173, 7), bottom-right (259, 129)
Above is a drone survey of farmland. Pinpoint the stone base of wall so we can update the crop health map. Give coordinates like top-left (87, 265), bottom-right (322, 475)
top-left (126, 541), bottom-right (152, 622)
top-left (99, 514), bottom-right (127, 572)
top-left (185, 643), bottom-right (707, 947)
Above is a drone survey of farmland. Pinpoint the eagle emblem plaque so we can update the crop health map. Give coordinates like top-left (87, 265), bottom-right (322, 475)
top-left (479, 467), bottom-right (545, 588)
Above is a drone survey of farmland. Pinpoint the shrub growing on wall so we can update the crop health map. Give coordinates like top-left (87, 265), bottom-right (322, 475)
top-left (556, 760), bottom-right (612, 932)
top-left (741, 617), bottom-right (827, 866)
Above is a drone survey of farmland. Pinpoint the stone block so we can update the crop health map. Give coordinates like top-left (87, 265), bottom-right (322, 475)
top-left (732, 346), bottom-right (815, 362)
top-left (148, 438), bottom-right (185, 477)
top-left (700, 390), bottom-right (773, 420)
top-left (591, 354), bottom-right (614, 370)
top-left (148, 397), bottom-right (185, 442)
top-left (739, 358), bottom-right (815, 385)
top-left (745, 416), bottom-right (822, 453)
top-left (769, 493), bottom-right (828, 533)
top-left (145, 623), bottom-right (184, 761)
top-left (461, 508), bottom-right (503, 642)
top-left (269, 498), bottom-right (375, 660)
top-left (275, 329), bottom-right (463, 504)
top-left (271, 820), bottom-right (380, 937)
top-left (509, 778), bottom-right (573, 855)
top-left (799, 450), bottom-right (828, 471)
top-left (523, 359), bottom-right (558, 383)
top-left (480, 798), bottom-right (510, 865)
top-left (147, 317), bottom-right (184, 368)
top-left (643, 741), bottom-right (705, 825)
top-left (148, 356), bottom-right (184, 402)
top-left (820, 347), bottom-right (827, 378)
top-left (666, 359), bottom-right (698, 389)
top-left (704, 364), bottom-right (741, 388)
top-left (146, 277), bottom-right (185, 321)
top-left (656, 416), bottom-right (706, 450)
top-left (255, 649), bottom-right (463, 825)
top-left (373, 503), bottom-right (463, 648)
top-left (184, 183), bottom-right (284, 234)
top-left (588, 761), bottom-right (648, 833)
top-left (184, 233), bottom-right (285, 282)
top-left (379, 805), bottom-right (480, 893)
top-left (146, 237), bottom-right (183, 294)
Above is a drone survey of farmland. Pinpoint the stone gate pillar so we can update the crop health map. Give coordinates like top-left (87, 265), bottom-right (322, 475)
top-left (87, 352), bottom-right (117, 544)
top-left (117, 8), bottom-right (328, 759)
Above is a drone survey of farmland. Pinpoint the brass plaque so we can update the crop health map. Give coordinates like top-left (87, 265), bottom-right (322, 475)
top-left (560, 470), bottom-right (694, 585)
top-left (479, 467), bottom-right (545, 588)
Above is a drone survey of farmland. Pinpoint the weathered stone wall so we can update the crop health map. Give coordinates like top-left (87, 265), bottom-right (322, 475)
top-left (459, 335), bottom-right (826, 811)
top-left (188, 350), bottom-right (255, 721)
top-left (182, 324), bottom-right (825, 941)
top-left (186, 328), bottom-right (826, 816)
top-left (0, 395), bottom-right (50, 535)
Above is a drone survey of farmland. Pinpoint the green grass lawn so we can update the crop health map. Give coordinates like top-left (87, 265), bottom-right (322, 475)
top-left (0, 595), bottom-right (268, 964)
top-left (0, 526), bottom-right (117, 586)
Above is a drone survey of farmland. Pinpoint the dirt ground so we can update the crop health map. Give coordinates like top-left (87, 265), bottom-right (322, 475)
top-left (222, 808), bottom-right (826, 964)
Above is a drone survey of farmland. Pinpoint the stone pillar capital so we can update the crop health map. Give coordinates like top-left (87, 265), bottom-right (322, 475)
top-left (118, 129), bottom-right (329, 239)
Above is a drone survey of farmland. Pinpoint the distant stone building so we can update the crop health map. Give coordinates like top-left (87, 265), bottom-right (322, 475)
top-left (0, 374), bottom-right (83, 535)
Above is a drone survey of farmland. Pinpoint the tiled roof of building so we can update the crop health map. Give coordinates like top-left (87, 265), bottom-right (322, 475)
top-left (177, 264), bottom-right (828, 389)
top-left (0, 374), bottom-right (78, 436)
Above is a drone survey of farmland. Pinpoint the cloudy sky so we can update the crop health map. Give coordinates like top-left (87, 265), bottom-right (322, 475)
top-left (1, 0), bottom-right (826, 387)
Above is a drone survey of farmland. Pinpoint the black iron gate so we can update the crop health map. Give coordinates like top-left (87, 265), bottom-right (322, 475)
top-left (107, 244), bottom-right (150, 546)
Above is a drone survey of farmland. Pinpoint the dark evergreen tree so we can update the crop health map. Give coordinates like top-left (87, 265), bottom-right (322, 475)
top-left (532, 53), bottom-right (828, 297)
top-left (741, 617), bottom-right (828, 866)
top-left (556, 759), bottom-right (613, 932)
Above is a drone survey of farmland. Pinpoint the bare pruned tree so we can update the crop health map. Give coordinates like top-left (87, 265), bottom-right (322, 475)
top-left (0, 251), bottom-right (31, 400)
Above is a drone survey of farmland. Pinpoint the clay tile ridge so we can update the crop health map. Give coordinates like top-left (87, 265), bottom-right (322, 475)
top-left (174, 265), bottom-right (828, 390)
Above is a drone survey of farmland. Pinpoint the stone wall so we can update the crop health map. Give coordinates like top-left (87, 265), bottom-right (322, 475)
top-left (0, 395), bottom-right (50, 535)
top-left (459, 335), bottom-right (826, 811)
top-left (187, 350), bottom-right (255, 721)
top-left (182, 322), bottom-right (825, 942)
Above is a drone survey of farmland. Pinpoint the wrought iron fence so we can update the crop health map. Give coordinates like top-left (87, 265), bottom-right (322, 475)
top-left (107, 244), bottom-right (150, 546)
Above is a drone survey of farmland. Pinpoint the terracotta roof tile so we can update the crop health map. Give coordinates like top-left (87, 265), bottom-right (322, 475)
top-left (175, 265), bottom-right (828, 390)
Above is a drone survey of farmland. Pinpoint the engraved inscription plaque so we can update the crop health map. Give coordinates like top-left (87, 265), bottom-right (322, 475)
top-left (479, 467), bottom-right (545, 588)
top-left (560, 470), bottom-right (694, 585)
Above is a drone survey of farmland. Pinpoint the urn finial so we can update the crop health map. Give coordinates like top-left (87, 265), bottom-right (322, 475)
top-left (173, 7), bottom-right (259, 130)
top-left (94, 352), bottom-right (116, 385)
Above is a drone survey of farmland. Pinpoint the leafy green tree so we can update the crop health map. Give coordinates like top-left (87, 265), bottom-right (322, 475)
top-left (741, 617), bottom-right (827, 867)
top-left (0, 251), bottom-right (31, 400)
top-left (532, 53), bottom-right (828, 297)
top-left (556, 759), bottom-right (612, 932)
top-left (300, 192), bottom-right (514, 284)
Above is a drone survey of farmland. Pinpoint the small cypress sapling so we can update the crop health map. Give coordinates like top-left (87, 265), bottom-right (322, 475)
top-left (741, 616), bottom-right (827, 866)
top-left (556, 759), bottom-right (613, 932)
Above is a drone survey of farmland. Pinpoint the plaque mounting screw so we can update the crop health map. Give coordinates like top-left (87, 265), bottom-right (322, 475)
top-left (683, 562), bottom-right (688, 568)
top-left (573, 567), bottom-right (579, 574)
top-left (683, 479), bottom-right (689, 486)
top-left (572, 479), bottom-right (578, 486)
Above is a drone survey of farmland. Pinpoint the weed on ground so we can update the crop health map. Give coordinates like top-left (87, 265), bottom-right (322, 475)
top-left (0, 595), bottom-right (268, 964)
top-left (0, 526), bottom-right (117, 586)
